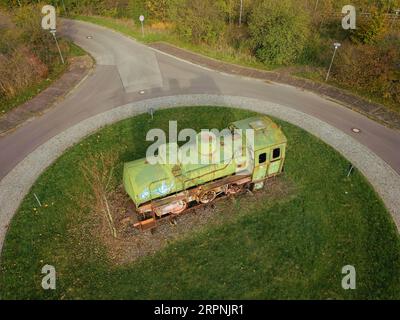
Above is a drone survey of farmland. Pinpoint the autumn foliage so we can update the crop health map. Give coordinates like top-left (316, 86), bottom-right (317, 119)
top-left (1, 0), bottom-right (399, 111)
top-left (0, 4), bottom-right (66, 101)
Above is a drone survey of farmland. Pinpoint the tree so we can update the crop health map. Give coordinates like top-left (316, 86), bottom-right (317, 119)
top-left (248, 0), bottom-right (311, 65)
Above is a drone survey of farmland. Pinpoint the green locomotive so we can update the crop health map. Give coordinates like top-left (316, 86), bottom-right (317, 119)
top-left (123, 116), bottom-right (287, 230)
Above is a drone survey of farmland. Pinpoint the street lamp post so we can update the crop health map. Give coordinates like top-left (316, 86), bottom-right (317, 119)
top-left (325, 42), bottom-right (341, 82)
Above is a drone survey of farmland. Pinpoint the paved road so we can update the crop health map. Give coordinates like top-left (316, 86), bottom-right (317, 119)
top-left (0, 19), bottom-right (399, 179)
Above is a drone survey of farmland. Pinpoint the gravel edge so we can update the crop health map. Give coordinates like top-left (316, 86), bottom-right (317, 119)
top-left (1, 94), bottom-right (399, 255)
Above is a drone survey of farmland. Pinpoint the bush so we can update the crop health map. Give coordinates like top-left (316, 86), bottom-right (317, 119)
top-left (126, 0), bottom-right (147, 21)
top-left (225, 24), bottom-right (250, 51)
top-left (332, 43), bottom-right (400, 107)
top-left (350, 8), bottom-right (388, 45)
top-left (144, 0), bottom-right (169, 22)
top-left (59, 0), bottom-right (129, 17)
top-left (0, 46), bottom-right (48, 99)
top-left (248, 0), bottom-right (311, 66)
top-left (0, 4), bottom-right (68, 101)
top-left (298, 33), bottom-right (331, 67)
top-left (173, 0), bottom-right (225, 44)
top-left (12, 4), bottom-right (57, 64)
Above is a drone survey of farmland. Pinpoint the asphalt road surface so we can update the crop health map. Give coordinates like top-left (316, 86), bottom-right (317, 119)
top-left (0, 19), bottom-right (399, 179)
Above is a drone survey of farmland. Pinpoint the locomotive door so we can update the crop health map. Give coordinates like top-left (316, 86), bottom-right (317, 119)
top-left (252, 149), bottom-right (268, 189)
top-left (267, 147), bottom-right (282, 176)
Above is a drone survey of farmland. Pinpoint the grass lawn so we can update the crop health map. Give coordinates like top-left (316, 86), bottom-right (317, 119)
top-left (0, 107), bottom-right (399, 299)
top-left (0, 41), bottom-right (86, 115)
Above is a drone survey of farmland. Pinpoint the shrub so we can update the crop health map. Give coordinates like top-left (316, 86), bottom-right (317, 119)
top-left (332, 43), bottom-right (400, 107)
top-left (298, 33), bottom-right (331, 67)
top-left (248, 0), bottom-right (311, 66)
top-left (144, 0), bottom-right (169, 22)
top-left (12, 4), bottom-right (60, 66)
top-left (172, 0), bottom-right (225, 44)
top-left (0, 46), bottom-right (48, 99)
top-left (0, 4), bottom-right (67, 101)
top-left (60, 0), bottom-right (129, 17)
top-left (350, 8), bottom-right (388, 45)
top-left (225, 24), bottom-right (250, 51)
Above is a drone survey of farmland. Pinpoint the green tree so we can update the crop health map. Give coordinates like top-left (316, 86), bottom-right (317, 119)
top-left (248, 0), bottom-right (311, 65)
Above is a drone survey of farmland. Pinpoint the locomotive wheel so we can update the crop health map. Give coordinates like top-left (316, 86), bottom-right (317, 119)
top-left (227, 183), bottom-right (243, 195)
top-left (199, 190), bottom-right (217, 204)
top-left (170, 200), bottom-right (188, 214)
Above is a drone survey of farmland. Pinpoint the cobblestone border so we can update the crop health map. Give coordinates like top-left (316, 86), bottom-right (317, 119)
top-left (150, 42), bottom-right (400, 130)
top-left (1, 94), bottom-right (399, 255)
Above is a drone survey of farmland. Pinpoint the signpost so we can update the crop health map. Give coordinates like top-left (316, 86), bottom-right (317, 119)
top-left (325, 42), bottom-right (341, 82)
top-left (41, 5), bottom-right (65, 64)
top-left (139, 15), bottom-right (145, 37)
top-left (50, 28), bottom-right (65, 64)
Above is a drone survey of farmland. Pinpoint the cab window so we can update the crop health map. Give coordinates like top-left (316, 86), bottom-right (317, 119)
top-left (272, 148), bottom-right (281, 160)
top-left (259, 153), bottom-right (267, 164)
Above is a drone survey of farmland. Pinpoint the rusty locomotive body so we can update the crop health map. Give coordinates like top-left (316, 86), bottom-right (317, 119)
top-left (123, 116), bottom-right (287, 230)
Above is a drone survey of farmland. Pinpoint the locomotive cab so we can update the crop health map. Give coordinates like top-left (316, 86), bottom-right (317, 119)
top-left (229, 116), bottom-right (287, 190)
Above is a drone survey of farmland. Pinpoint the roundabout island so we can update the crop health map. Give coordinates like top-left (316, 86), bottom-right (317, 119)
top-left (0, 101), bottom-right (399, 299)
top-left (1, 2), bottom-right (400, 309)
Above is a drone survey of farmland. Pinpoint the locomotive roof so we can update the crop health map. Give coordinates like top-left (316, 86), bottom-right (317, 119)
top-left (230, 116), bottom-right (287, 149)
